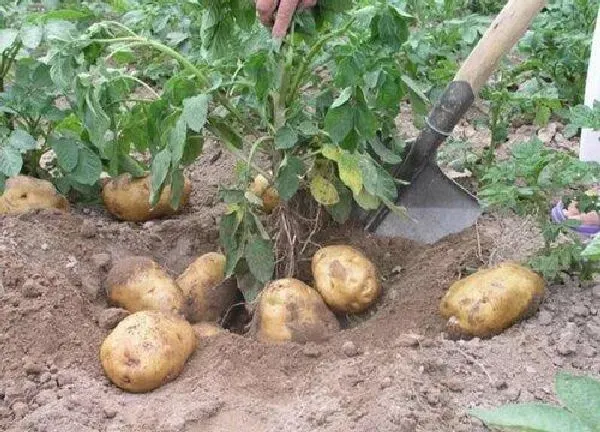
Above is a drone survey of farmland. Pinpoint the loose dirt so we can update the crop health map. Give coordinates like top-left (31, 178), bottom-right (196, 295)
top-left (1, 126), bottom-right (599, 432)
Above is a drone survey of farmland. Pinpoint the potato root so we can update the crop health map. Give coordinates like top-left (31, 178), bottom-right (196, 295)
top-left (106, 256), bottom-right (185, 316)
top-left (252, 278), bottom-right (340, 344)
top-left (440, 262), bottom-right (545, 338)
top-left (176, 252), bottom-right (239, 323)
top-left (101, 173), bottom-right (191, 222)
top-left (0, 175), bottom-right (69, 215)
top-left (311, 245), bottom-right (381, 314)
top-left (100, 310), bottom-right (197, 393)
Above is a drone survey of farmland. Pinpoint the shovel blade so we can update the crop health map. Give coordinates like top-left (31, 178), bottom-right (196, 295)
top-left (372, 163), bottom-right (482, 244)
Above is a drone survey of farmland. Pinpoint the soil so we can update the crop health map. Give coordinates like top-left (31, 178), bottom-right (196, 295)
top-left (1, 119), bottom-right (599, 432)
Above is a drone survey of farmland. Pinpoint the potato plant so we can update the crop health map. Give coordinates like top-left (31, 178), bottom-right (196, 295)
top-left (35, 0), bottom-right (427, 301)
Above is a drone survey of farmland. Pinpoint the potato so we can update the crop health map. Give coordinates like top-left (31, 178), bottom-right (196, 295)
top-left (100, 310), bottom-right (197, 393)
top-left (106, 256), bottom-right (185, 316)
top-left (311, 245), bottom-right (381, 314)
top-left (101, 173), bottom-right (191, 222)
top-left (0, 175), bottom-right (69, 215)
top-left (248, 174), bottom-right (280, 214)
top-left (252, 278), bottom-right (340, 344)
top-left (440, 262), bottom-right (545, 338)
top-left (176, 252), bottom-right (239, 323)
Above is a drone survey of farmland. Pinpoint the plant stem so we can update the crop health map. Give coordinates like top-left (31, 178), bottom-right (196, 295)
top-left (287, 19), bottom-right (356, 105)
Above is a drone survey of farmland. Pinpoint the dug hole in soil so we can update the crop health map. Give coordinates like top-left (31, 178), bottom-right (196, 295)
top-left (1, 128), bottom-right (600, 432)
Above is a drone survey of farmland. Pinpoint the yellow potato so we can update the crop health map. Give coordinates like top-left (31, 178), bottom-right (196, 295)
top-left (106, 256), bottom-right (185, 316)
top-left (192, 322), bottom-right (225, 339)
top-left (177, 252), bottom-right (239, 323)
top-left (311, 245), bottom-right (381, 314)
top-left (252, 278), bottom-right (340, 344)
top-left (249, 174), bottom-right (269, 197)
top-left (440, 262), bottom-right (546, 338)
top-left (0, 175), bottom-right (69, 215)
top-left (100, 310), bottom-right (197, 393)
top-left (248, 174), bottom-right (280, 214)
top-left (101, 173), bottom-right (191, 222)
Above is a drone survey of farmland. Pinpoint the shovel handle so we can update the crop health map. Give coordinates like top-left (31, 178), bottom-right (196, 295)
top-left (455, 0), bottom-right (546, 93)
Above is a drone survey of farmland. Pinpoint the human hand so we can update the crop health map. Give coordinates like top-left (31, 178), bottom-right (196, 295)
top-left (256, 0), bottom-right (317, 40)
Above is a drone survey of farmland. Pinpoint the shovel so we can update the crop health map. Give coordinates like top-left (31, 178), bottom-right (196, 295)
top-left (358, 0), bottom-right (547, 244)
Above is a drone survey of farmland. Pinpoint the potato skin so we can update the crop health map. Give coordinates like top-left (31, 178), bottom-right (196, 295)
top-left (176, 252), bottom-right (238, 323)
top-left (0, 175), bottom-right (69, 215)
top-left (311, 245), bottom-right (381, 314)
top-left (101, 173), bottom-right (191, 222)
top-left (440, 262), bottom-right (545, 338)
top-left (252, 278), bottom-right (340, 344)
top-left (106, 256), bottom-right (185, 316)
top-left (100, 310), bottom-right (197, 393)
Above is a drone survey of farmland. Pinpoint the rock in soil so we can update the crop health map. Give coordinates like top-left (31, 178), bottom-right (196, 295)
top-left (91, 253), bottom-right (112, 271)
top-left (302, 343), bottom-right (322, 358)
top-left (80, 220), bottom-right (98, 238)
top-left (21, 279), bottom-right (42, 298)
top-left (98, 308), bottom-right (130, 330)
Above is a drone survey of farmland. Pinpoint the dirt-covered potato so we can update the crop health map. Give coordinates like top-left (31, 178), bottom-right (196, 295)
top-left (101, 173), bottom-right (191, 222)
top-left (311, 245), bottom-right (381, 314)
top-left (106, 256), bottom-right (185, 316)
top-left (0, 175), bottom-right (69, 215)
top-left (252, 278), bottom-right (340, 344)
top-left (192, 322), bottom-right (225, 339)
top-left (440, 262), bottom-right (546, 338)
top-left (100, 310), bottom-right (197, 393)
top-left (176, 252), bottom-right (239, 323)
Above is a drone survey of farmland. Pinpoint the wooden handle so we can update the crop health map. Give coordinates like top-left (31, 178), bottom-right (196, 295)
top-left (455, 0), bottom-right (546, 93)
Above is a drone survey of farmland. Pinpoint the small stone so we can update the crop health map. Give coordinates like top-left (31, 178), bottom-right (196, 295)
top-left (391, 266), bottom-right (403, 275)
top-left (56, 370), bottom-right (76, 387)
top-left (81, 275), bottom-right (102, 299)
top-left (21, 279), bottom-right (42, 299)
top-left (585, 323), bottom-right (600, 342)
top-left (342, 341), bottom-right (360, 358)
top-left (442, 378), bottom-right (465, 393)
top-left (40, 243), bottom-right (48, 251)
top-left (0, 406), bottom-right (11, 418)
top-left (395, 333), bottom-right (421, 348)
top-left (506, 388), bottom-right (521, 401)
top-left (11, 401), bottom-right (28, 419)
top-left (581, 345), bottom-right (597, 358)
top-left (380, 377), bottom-right (393, 389)
top-left (65, 256), bottom-right (78, 269)
top-left (537, 310), bottom-right (553, 326)
top-left (91, 254), bottom-right (112, 271)
top-left (24, 361), bottom-right (43, 375)
top-left (143, 221), bottom-right (155, 229)
top-left (425, 388), bottom-right (441, 406)
top-left (49, 364), bottom-right (59, 374)
top-left (104, 407), bottom-right (118, 419)
top-left (39, 372), bottom-right (52, 384)
top-left (80, 220), bottom-right (98, 238)
top-left (572, 305), bottom-right (589, 318)
top-left (302, 343), bottom-right (321, 358)
top-left (34, 389), bottom-right (56, 406)
top-left (98, 308), bottom-right (130, 330)
top-left (556, 331), bottom-right (578, 356)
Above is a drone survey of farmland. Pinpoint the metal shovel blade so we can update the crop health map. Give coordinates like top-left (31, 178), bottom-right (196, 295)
top-left (371, 162), bottom-right (481, 244)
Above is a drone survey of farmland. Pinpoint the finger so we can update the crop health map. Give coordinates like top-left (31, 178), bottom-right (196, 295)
top-left (300, 0), bottom-right (317, 8)
top-left (256, 0), bottom-right (278, 26)
top-left (272, 0), bottom-right (300, 39)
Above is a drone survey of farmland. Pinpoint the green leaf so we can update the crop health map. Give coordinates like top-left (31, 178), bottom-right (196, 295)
top-left (555, 372), bottom-right (600, 429)
top-left (182, 135), bottom-right (204, 165)
top-left (150, 149), bottom-right (172, 205)
top-left (338, 153), bottom-right (363, 196)
top-left (354, 189), bottom-right (380, 210)
top-left (360, 158), bottom-right (398, 201)
top-left (470, 404), bottom-right (593, 432)
top-left (182, 94), bottom-right (210, 132)
top-left (275, 125), bottom-right (299, 150)
top-left (370, 136), bottom-right (403, 164)
top-left (8, 130), bottom-right (36, 151)
top-left (168, 117), bottom-right (187, 166)
top-left (297, 121), bottom-right (319, 137)
top-left (20, 25), bottom-right (43, 49)
top-left (220, 210), bottom-right (242, 277)
top-left (275, 155), bottom-right (304, 201)
top-left (245, 237), bottom-right (274, 284)
top-left (169, 169), bottom-right (186, 210)
top-left (0, 146), bottom-right (22, 177)
top-left (0, 29), bottom-right (19, 54)
top-left (327, 179), bottom-right (352, 224)
top-left (310, 175), bottom-right (339, 205)
top-left (70, 147), bottom-right (102, 185)
top-left (50, 136), bottom-right (79, 172)
top-left (208, 118), bottom-right (243, 149)
top-left (325, 103), bottom-right (354, 144)
top-left (331, 87), bottom-right (352, 108)
top-left (581, 235), bottom-right (600, 260)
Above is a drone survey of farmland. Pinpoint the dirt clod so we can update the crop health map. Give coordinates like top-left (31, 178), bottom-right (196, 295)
top-left (91, 253), bottom-right (112, 271)
top-left (342, 341), bottom-right (360, 358)
top-left (97, 308), bottom-right (130, 330)
top-left (23, 361), bottom-right (43, 375)
top-left (302, 343), bottom-right (322, 358)
top-left (537, 310), bottom-right (553, 326)
top-left (21, 279), bottom-right (42, 298)
top-left (80, 220), bottom-right (98, 238)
